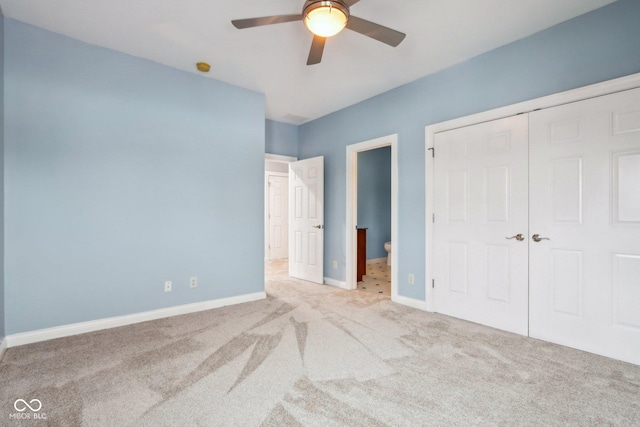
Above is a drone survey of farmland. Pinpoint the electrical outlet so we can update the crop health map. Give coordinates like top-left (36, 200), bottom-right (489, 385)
top-left (332, 260), bottom-right (338, 269)
top-left (190, 277), bottom-right (198, 288)
top-left (408, 274), bottom-right (415, 285)
top-left (164, 281), bottom-right (172, 292)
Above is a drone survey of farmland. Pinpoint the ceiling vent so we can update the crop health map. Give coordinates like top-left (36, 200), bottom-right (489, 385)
top-left (282, 113), bottom-right (310, 124)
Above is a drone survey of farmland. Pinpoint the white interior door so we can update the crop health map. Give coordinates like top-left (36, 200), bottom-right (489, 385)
top-left (529, 87), bottom-right (640, 365)
top-left (289, 156), bottom-right (324, 284)
top-left (268, 175), bottom-right (288, 260)
top-left (433, 115), bottom-right (529, 335)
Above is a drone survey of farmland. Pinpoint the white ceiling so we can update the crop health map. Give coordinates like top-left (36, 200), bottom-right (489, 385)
top-left (0, 0), bottom-right (617, 124)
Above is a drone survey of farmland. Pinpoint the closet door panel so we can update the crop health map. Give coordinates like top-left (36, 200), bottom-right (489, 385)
top-left (529, 87), bottom-right (640, 365)
top-left (433, 115), bottom-right (529, 335)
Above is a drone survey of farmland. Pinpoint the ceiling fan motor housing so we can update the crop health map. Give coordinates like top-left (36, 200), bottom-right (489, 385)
top-left (303, 1), bottom-right (350, 21)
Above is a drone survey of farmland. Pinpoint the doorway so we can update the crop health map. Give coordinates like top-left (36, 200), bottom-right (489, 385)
top-left (355, 146), bottom-right (392, 296)
top-left (346, 134), bottom-right (398, 300)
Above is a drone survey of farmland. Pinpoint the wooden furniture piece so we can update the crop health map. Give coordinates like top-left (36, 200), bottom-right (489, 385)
top-left (357, 228), bottom-right (367, 282)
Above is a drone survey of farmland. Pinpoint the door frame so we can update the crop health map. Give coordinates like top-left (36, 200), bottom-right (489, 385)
top-left (425, 72), bottom-right (640, 313)
top-left (265, 154), bottom-right (297, 262)
top-left (346, 134), bottom-right (399, 301)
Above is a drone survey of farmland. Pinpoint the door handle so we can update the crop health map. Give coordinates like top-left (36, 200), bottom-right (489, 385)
top-left (313, 225), bottom-right (324, 229)
top-left (505, 234), bottom-right (525, 241)
top-left (532, 234), bottom-right (550, 242)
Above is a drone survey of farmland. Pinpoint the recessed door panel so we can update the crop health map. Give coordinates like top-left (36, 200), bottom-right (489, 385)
top-left (613, 151), bottom-right (640, 224)
top-left (449, 139), bottom-right (468, 159)
top-left (308, 184), bottom-right (317, 220)
top-left (612, 109), bottom-right (640, 135)
top-left (274, 195), bottom-right (283, 217)
top-left (274, 227), bottom-right (283, 248)
top-left (295, 231), bottom-right (303, 263)
top-left (308, 232), bottom-right (317, 267)
top-left (551, 158), bottom-right (583, 224)
top-left (551, 249), bottom-right (582, 317)
top-left (447, 242), bottom-right (468, 294)
top-left (551, 119), bottom-right (582, 143)
top-left (294, 186), bottom-right (303, 219)
top-left (487, 245), bottom-right (510, 302)
top-left (613, 253), bottom-right (640, 329)
top-left (488, 132), bottom-right (511, 153)
top-left (447, 171), bottom-right (468, 223)
top-left (486, 166), bottom-right (510, 223)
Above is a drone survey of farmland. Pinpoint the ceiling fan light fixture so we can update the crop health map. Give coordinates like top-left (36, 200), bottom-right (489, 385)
top-left (303, 1), bottom-right (349, 38)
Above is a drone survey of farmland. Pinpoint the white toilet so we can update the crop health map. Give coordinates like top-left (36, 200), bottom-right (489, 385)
top-left (384, 241), bottom-right (391, 266)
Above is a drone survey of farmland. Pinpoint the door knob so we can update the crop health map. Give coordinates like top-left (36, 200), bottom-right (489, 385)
top-left (313, 225), bottom-right (324, 229)
top-left (505, 234), bottom-right (525, 241)
top-left (532, 234), bottom-right (550, 242)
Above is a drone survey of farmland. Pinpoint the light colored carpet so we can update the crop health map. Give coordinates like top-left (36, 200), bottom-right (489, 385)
top-left (1, 259), bottom-right (639, 426)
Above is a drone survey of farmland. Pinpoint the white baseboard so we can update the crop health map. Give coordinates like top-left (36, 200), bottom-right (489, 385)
top-left (324, 277), bottom-right (350, 290)
top-left (392, 294), bottom-right (427, 311)
top-left (367, 257), bottom-right (387, 264)
top-left (0, 337), bottom-right (7, 362)
top-left (5, 292), bottom-right (267, 348)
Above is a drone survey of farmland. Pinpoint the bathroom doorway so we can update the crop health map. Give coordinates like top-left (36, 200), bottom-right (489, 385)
top-left (346, 135), bottom-right (398, 300)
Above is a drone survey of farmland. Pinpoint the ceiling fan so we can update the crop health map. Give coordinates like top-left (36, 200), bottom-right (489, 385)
top-left (232, 0), bottom-right (406, 65)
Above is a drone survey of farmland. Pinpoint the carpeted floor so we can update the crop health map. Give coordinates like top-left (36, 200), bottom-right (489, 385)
top-left (1, 259), bottom-right (639, 426)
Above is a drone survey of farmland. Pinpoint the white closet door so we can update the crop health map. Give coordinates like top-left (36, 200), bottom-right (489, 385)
top-left (529, 87), bottom-right (640, 365)
top-left (433, 115), bottom-right (529, 335)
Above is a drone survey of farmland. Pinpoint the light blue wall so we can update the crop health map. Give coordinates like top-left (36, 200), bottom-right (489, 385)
top-left (357, 147), bottom-right (391, 260)
top-left (0, 9), bottom-right (5, 341)
top-left (265, 119), bottom-right (298, 158)
top-left (4, 20), bottom-right (265, 334)
top-left (299, 0), bottom-right (640, 301)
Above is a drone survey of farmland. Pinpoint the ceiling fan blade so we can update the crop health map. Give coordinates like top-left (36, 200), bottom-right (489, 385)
top-left (232, 14), bottom-right (302, 29)
top-left (307, 35), bottom-right (326, 65)
top-left (346, 15), bottom-right (406, 47)
top-left (343, 0), bottom-right (361, 6)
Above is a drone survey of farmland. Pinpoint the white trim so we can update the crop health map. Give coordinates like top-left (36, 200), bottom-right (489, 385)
top-left (425, 126), bottom-right (435, 312)
top-left (366, 257), bottom-right (387, 264)
top-left (5, 292), bottom-right (266, 348)
top-left (425, 72), bottom-right (640, 314)
top-left (392, 294), bottom-right (427, 311)
top-left (0, 337), bottom-right (7, 362)
top-left (346, 134), bottom-right (399, 301)
top-left (265, 153), bottom-right (297, 163)
top-left (324, 277), bottom-right (350, 290)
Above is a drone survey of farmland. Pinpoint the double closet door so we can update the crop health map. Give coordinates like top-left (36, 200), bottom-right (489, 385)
top-left (433, 87), bottom-right (640, 365)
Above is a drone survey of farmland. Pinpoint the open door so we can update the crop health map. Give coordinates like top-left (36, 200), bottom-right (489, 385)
top-left (289, 156), bottom-right (324, 284)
